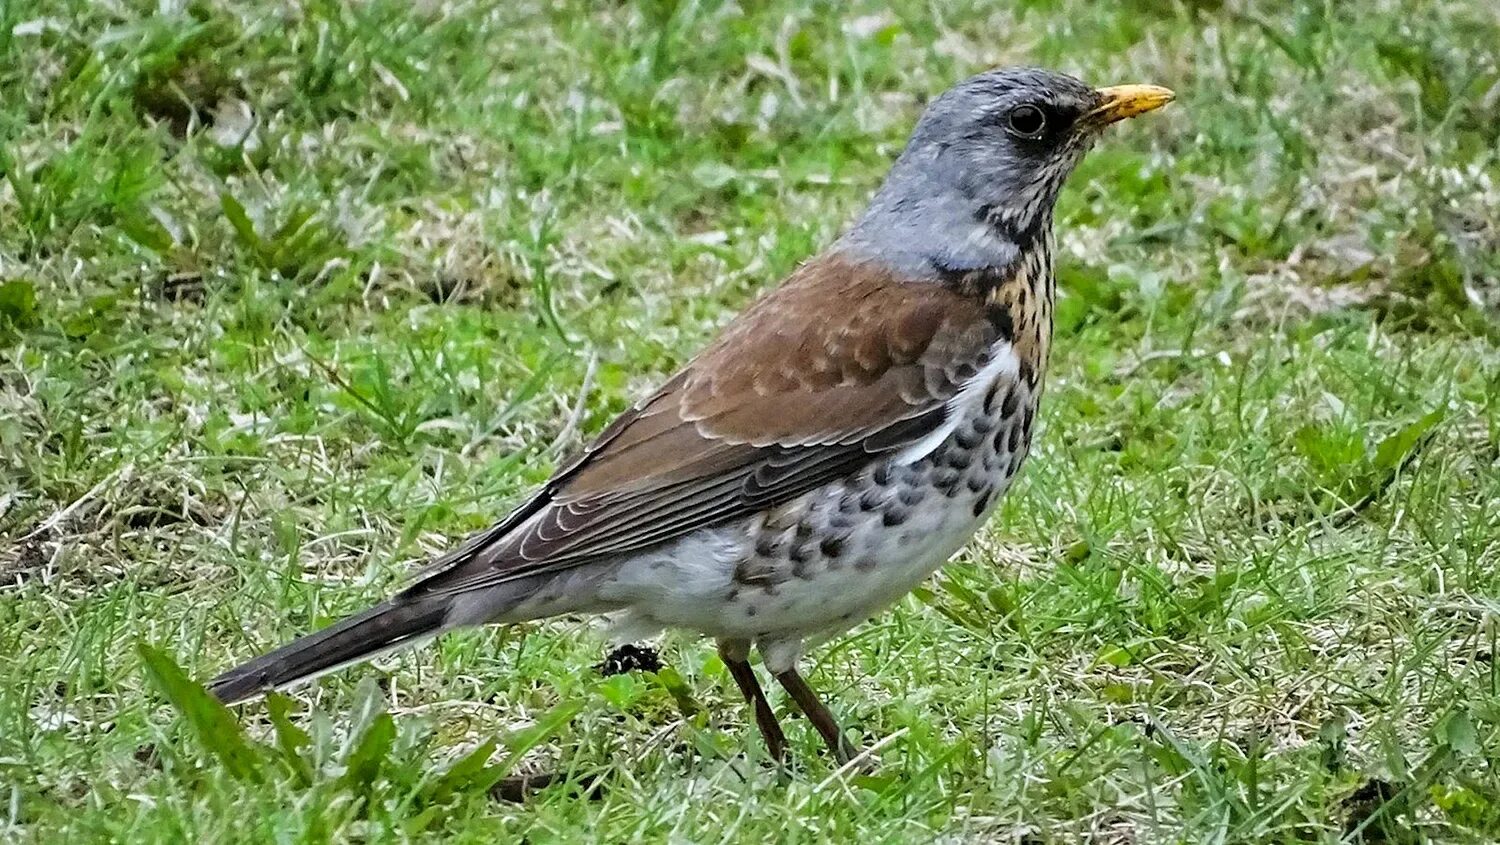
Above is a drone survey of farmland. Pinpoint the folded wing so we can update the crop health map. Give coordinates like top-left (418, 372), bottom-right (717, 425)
top-left (403, 254), bottom-right (1001, 600)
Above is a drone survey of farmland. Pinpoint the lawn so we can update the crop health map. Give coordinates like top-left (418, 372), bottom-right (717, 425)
top-left (2, 0), bottom-right (1498, 841)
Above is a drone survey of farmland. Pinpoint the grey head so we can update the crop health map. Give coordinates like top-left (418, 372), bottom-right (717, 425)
top-left (840, 67), bottom-right (1173, 281)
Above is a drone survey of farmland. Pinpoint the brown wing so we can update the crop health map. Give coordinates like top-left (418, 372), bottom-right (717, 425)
top-left (402, 254), bottom-right (998, 599)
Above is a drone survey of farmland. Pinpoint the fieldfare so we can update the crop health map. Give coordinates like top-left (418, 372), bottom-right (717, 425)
top-left (210, 68), bottom-right (1173, 764)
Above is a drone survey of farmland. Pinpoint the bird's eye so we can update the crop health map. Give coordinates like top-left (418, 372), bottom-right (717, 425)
top-left (1005, 104), bottom-right (1047, 138)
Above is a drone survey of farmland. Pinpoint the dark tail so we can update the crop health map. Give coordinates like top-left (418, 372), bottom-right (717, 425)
top-left (208, 598), bottom-right (450, 704)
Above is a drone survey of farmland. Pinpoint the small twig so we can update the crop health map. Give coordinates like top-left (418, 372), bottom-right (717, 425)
top-left (1113, 348), bottom-right (1208, 379)
top-left (389, 698), bottom-right (519, 719)
top-left (548, 349), bottom-right (599, 456)
top-left (811, 726), bottom-right (909, 793)
top-left (19, 464), bottom-right (131, 541)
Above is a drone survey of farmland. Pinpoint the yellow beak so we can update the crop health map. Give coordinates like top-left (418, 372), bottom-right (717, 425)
top-left (1087, 84), bottom-right (1175, 126)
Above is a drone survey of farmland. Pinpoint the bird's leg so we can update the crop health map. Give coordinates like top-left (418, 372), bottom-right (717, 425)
top-left (773, 667), bottom-right (858, 765)
top-left (717, 641), bottom-right (788, 763)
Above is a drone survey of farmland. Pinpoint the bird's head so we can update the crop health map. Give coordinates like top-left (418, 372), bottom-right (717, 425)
top-left (843, 67), bottom-right (1173, 279)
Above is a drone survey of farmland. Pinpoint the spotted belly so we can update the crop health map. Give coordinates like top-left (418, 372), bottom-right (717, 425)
top-left (596, 375), bottom-right (1038, 643)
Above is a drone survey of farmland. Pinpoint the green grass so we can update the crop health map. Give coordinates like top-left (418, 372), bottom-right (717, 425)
top-left (3, 0), bottom-right (1499, 841)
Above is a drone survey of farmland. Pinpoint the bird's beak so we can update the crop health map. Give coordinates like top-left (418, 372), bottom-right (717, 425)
top-left (1086, 84), bottom-right (1175, 127)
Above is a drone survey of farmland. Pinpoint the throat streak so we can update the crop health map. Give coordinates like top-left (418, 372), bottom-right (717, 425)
top-left (931, 234), bottom-right (1055, 387)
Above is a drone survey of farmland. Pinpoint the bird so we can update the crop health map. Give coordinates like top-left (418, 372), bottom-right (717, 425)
top-left (209, 67), bottom-right (1173, 765)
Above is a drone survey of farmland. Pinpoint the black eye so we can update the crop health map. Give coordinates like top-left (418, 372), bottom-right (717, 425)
top-left (1006, 104), bottom-right (1046, 138)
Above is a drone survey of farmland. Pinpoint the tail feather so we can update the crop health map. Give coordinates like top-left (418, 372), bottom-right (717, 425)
top-left (208, 598), bottom-right (449, 704)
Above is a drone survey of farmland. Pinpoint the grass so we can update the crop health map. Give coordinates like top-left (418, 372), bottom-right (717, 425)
top-left (2, 0), bottom-right (1498, 841)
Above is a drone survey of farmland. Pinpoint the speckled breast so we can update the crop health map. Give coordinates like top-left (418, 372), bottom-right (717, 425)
top-left (721, 373), bottom-right (1041, 637)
